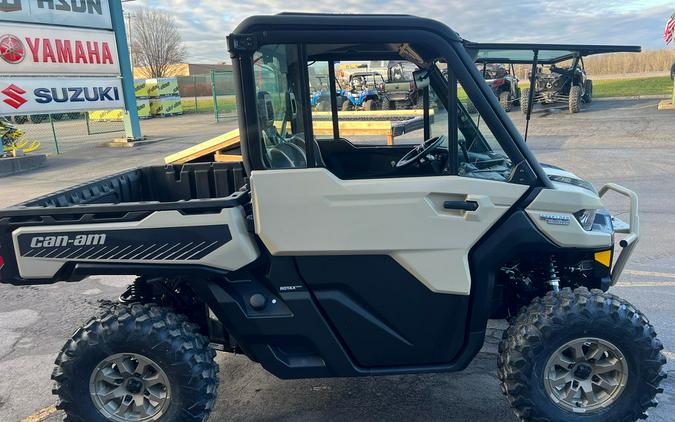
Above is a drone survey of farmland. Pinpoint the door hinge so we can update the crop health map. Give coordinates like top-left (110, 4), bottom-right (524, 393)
top-left (227, 34), bottom-right (258, 58)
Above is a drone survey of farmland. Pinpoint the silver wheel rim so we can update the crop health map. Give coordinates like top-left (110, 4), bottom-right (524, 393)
top-left (544, 337), bottom-right (628, 413)
top-left (89, 353), bottom-right (171, 422)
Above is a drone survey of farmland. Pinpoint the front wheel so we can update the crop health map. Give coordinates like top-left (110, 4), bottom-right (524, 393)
top-left (520, 88), bottom-right (530, 114)
top-left (498, 287), bottom-right (666, 422)
top-left (569, 85), bottom-right (582, 113)
top-left (52, 303), bottom-right (219, 422)
top-left (499, 91), bottom-right (511, 112)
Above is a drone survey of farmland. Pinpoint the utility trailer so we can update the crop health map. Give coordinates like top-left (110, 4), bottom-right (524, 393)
top-left (0, 14), bottom-right (665, 422)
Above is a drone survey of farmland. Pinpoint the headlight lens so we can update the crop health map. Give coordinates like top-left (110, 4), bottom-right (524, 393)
top-left (574, 209), bottom-right (597, 231)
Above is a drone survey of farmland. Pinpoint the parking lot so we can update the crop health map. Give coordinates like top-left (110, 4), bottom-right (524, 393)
top-left (0, 98), bottom-right (674, 421)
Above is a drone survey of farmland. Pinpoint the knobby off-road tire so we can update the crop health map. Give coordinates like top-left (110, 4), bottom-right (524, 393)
top-left (316, 99), bottom-right (331, 112)
top-left (520, 88), bottom-right (530, 114)
top-left (364, 99), bottom-right (378, 111)
top-left (584, 80), bottom-right (594, 103)
top-left (499, 91), bottom-right (511, 112)
top-left (498, 287), bottom-right (666, 422)
top-left (341, 100), bottom-right (353, 111)
top-left (382, 96), bottom-right (394, 110)
top-left (569, 85), bottom-right (582, 113)
top-left (52, 303), bottom-right (219, 422)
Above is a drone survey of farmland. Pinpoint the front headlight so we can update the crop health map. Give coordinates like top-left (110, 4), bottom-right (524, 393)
top-left (574, 209), bottom-right (597, 231)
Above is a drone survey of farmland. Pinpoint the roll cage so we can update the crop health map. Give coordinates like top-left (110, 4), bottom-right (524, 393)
top-left (228, 13), bottom-right (551, 188)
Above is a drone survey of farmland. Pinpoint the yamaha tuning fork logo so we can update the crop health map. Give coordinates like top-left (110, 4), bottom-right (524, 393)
top-left (0, 34), bottom-right (25, 63)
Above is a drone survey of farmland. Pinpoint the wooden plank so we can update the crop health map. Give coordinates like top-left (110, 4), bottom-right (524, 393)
top-left (164, 129), bottom-right (240, 164)
top-left (214, 152), bottom-right (243, 162)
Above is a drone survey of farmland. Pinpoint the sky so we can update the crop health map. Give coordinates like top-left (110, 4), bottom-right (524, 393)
top-left (126, 0), bottom-right (675, 64)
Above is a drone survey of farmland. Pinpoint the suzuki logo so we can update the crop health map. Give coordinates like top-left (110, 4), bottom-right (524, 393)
top-left (0, 34), bottom-right (25, 64)
top-left (2, 84), bottom-right (27, 109)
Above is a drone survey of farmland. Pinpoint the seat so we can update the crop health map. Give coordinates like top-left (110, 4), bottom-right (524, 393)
top-left (257, 91), bottom-right (326, 168)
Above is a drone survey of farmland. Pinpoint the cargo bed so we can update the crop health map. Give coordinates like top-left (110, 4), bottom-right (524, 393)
top-left (0, 162), bottom-right (253, 284)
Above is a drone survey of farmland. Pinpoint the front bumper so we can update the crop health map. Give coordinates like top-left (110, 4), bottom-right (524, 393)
top-left (599, 183), bottom-right (639, 284)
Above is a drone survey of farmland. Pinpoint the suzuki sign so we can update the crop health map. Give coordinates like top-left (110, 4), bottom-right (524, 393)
top-left (0, 77), bottom-right (124, 115)
top-left (0, 0), bottom-right (112, 30)
top-left (0, 22), bottom-right (119, 75)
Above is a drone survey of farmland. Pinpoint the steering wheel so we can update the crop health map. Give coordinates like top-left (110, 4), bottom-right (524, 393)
top-left (395, 135), bottom-right (446, 168)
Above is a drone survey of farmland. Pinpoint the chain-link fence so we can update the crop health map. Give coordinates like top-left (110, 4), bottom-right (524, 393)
top-left (5, 112), bottom-right (124, 155)
top-left (176, 71), bottom-right (236, 121)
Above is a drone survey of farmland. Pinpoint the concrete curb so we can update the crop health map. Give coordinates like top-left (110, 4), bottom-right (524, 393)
top-left (0, 154), bottom-right (48, 177)
top-left (594, 95), bottom-right (669, 101)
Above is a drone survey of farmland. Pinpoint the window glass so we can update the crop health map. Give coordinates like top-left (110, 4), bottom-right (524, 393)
top-left (253, 44), bottom-right (309, 169)
top-left (455, 82), bottom-right (514, 181)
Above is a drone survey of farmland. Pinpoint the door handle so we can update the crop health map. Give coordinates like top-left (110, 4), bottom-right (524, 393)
top-left (443, 200), bottom-right (479, 211)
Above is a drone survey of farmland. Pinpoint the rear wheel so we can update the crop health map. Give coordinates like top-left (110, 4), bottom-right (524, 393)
top-left (364, 99), bottom-right (378, 111)
top-left (52, 303), bottom-right (219, 422)
top-left (499, 91), bottom-right (511, 112)
top-left (520, 88), bottom-right (530, 114)
top-left (316, 99), bottom-right (330, 112)
top-left (583, 80), bottom-right (593, 103)
top-left (341, 100), bottom-right (353, 111)
top-left (382, 96), bottom-right (394, 110)
top-left (498, 287), bottom-right (666, 422)
top-left (569, 85), bottom-right (582, 113)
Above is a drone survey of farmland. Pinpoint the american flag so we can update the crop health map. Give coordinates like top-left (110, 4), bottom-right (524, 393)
top-left (664, 13), bottom-right (675, 44)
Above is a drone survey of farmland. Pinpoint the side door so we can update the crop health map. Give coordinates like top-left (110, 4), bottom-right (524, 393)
top-left (248, 43), bottom-right (530, 368)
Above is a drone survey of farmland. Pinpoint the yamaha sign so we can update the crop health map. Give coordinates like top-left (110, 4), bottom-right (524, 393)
top-left (0, 77), bottom-right (124, 115)
top-left (0, 0), bottom-right (112, 30)
top-left (0, 22), bottom-right (119, 74)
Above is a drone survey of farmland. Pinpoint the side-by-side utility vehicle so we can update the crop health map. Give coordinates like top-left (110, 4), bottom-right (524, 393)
top-left (0, 14), bottom-right (664, 422)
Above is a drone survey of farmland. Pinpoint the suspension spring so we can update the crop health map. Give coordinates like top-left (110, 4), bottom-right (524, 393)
top-left (119, 277), bottom-right (154, 303)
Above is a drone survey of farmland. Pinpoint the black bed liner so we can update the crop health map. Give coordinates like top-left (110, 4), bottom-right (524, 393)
top-left (1, 162), bottom-right (248, 219)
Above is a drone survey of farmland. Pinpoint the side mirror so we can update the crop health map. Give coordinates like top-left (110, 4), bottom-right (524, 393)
top-left (413, 70), bottom-right (430, 90)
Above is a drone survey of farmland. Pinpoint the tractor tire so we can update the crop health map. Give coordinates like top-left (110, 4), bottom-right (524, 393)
top-left (382, 97), bottom-right (394, 110)
top-left (498, 287), bottom-right (666, 422)
top-left (499, 91), bottom-right (511, 112)
top-left (341, 100), bottom-right (353, 111)
top-left (317, 99), bottom-right (330, 112)
top-left (52, 303), bottom-right (219, 422)
top-left (520, 88), bottom-right (530, 114)
top-left (513, 88), bottom-right (521, 106)
top-left (364, 99), bottom-right (377, 111)
top-left (29, 114), bottom-right (48, 124)
top-left (583, 80), bottom-right (593, 103)
top-left (569, 85), bottom-right (582, 113)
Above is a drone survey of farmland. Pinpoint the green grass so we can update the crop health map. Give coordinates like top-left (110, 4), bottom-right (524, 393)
top-left (591, 76), bottom-right (672, 98)
top-left (518, 76), bottom-right (671, 98)
top-left (180, 96), bottom-right (237, 114)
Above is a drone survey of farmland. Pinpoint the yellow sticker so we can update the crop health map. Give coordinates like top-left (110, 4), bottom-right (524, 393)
top-left (594, 250), bottom-right (612, 267)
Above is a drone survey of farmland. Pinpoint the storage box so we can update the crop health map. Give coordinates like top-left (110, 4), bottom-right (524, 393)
top-left (134, 80), bottom-right (150, 98)
top-left (146, 78), bottom-right (179, 97)
top-left (150, 96), bottom-right (183, 116)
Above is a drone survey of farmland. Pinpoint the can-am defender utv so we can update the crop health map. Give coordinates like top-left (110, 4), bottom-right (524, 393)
top-left (0, 14), bottom-right (664, 422)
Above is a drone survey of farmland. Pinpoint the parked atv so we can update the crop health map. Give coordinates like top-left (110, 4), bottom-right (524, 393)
top-left (310, 76), bottom-right (346, 111)
top-left (342, 71), bottom-right (385, 111)
top-left (382, 61), bottom-right (423, 110)
top-left (0, 14), bottom-right (660, 422)
top-left (521, 61), bottom-right (592, 114)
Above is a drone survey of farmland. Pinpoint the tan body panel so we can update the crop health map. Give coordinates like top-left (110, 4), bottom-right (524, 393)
top-left (526, 183), bottom-right (612, 249)
top-left (251, 168), bottom-right (528, 295)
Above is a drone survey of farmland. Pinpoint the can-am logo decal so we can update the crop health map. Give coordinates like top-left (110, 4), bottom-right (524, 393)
top-left (0, 34), bottom-right (25, 64)
top-left (539, 213), bottom-right (571, 226)
top-left (1, 83), bottom-right (26, 109)
top-left (29, 233), bottom-right (106, 248)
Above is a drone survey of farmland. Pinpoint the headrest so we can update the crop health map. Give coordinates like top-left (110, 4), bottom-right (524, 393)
top-left (257, 91), bottom-right (274, 129)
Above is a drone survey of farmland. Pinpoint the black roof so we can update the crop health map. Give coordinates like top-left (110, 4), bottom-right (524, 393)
top-left (232, 13), bottom-right (461, 42)
top-left (465, 42), bottom-right (642, 64)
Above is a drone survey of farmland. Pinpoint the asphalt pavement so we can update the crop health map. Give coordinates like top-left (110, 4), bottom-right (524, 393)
top-left (0, 99), bottom-right (674, 421)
